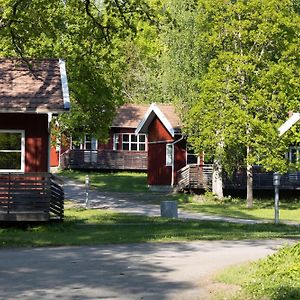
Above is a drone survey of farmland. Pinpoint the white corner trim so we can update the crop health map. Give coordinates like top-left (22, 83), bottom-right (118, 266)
top-left (135, 103), bottom-right (156, 135)
top-left (135, 103), bottom-right (175, 137)
top-left (279, 113), bottom-right (300, 136)
top-left (59, 59), bottom-right (71, 110)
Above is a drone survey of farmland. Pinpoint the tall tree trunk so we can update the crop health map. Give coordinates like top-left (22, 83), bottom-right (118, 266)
top-left (212, 157), bottom-right (223, 199)
top-left (246, 146), bottom-right (253, 208)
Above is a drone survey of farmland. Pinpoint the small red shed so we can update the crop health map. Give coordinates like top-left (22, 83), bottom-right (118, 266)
top-left (0, 58), bottom-right (70, 173)
top-left (135, 103), bottom-right (186, 191)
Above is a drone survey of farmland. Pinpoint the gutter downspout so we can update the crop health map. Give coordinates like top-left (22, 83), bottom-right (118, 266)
top-left (171, 135), bottom-right (185, 187)
top-left (47, 113), bottom-right (53, 173)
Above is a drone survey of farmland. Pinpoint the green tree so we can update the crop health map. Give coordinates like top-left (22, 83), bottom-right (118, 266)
top-left (160, 0), bottom-right (300, 202)
top-left (186, 0), bottom-right (300, 207)
top-left (0, 0), bottom-right (163, 139)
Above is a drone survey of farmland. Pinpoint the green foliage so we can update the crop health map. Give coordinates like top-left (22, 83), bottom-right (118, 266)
top-left (157, 0), bottom-right (300, 175)
top-left (243, 243), bottom-right (300, 299)
top-left (0, 0), bottom-right (165, 138)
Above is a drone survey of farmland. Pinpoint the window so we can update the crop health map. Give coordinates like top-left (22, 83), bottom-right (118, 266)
top-left (0, 130), bottom-right (25, 172)
top-left (289, 146), bottom-right (300, 164)
top-left (83, 135), bottom-right (98, 163)
top-left (121, 134), bottom-right (147, 151)
top-left (84, 135), bottom-right (98, 150)
top-left (166, 143), bottom-right (173, 166)
top-left (113, 134), bottom-right (119, 150)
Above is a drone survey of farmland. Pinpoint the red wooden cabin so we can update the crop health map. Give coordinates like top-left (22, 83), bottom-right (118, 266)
top-left (61, 104), bottom-right (149, 170)
top-left (135, 103), bottom-right (187, 191)
top-left (0, 58), bottom-right (70, 221)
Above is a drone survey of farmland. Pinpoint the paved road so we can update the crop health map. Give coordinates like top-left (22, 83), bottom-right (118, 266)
top-left (0, 240), bottom-right (295, 300)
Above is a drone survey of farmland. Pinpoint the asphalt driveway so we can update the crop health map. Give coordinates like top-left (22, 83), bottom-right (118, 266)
top-left (0, 239), bottom-right (295, 300)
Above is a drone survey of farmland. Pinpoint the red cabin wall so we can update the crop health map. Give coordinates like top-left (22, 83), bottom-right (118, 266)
top-left (0, 113), bottom-right (49, 173)
top-left (147, 117), bottom-right (187, 186)
top-left (174, 138), bottom-right (187, 183)
top-left (147, 117), bottom-right (173, 186)
top-left (50, 146), bottom-right (60, 167)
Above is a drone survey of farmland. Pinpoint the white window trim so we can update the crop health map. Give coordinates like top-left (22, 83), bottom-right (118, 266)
top-left (121, 133), bottom-right (147, 152)
top-left (289, 146), bottom-right (300, 163)
top-left (113, 133), bottom-right (119, 151)
top-left (166, 143), bottom-right (173, 166)
top-left (0, 130), bottom-right (25, 173)
top-left (84, 135), bottom-right (98, 150)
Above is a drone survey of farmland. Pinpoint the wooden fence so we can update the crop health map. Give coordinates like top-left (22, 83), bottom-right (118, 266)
top-left (61, 149), bottom-right (148, 171)
top-left (0, 173), bottom-right (64, 221)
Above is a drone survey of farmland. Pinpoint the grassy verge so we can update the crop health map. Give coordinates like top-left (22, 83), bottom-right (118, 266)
top-left (178, 193), bottom-right (300, 223)
top-left (59, 170), bottom-right (148, 193)
top-left (215, 242), bottom-right (300, 299)
top-left (1, 207), bottom-right (300, 248)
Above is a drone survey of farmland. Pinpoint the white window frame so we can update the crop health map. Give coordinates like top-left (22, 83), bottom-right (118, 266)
top-left (121, 134), bottom-right (147, 152)
top-left (289, 146), bottom-right (300, 164)
top-left (113, 133), bottom-right (119, 151)
top-left (84, 135), bottom-right (98, 150)
top-left (0, 130), bottom-right (25, 173)
top-left (166, 143), bottom-right (173, 166)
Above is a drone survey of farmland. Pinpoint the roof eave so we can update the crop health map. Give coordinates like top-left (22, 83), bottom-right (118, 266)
top-left (279, 113), bottom-right (300, 136)
top-left (0, 108), bottom-right (70, 114)
top-left (135, 103), bottom-right (175, 137)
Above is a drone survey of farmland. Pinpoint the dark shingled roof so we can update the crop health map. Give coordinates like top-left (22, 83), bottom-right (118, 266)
top-left (0, 58), bottom-right (68, 113)
top-left (112, 104), bottom-right (150, 128)
top-left (112, 104), bottom-right (182, 130)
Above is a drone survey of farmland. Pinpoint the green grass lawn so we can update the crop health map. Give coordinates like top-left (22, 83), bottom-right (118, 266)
top-left (59, 169), bottom-right (148, 193)
top-left (1, 206), bottom-right (300, 248)
top-left (215, 242), bottom-right (300, 299)
top-left (178, 194), bottom-right (300, 223)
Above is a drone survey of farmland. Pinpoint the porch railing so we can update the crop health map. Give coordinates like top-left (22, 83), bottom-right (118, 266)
top-left (177, 164), bottom-right (213, 190)
top-left (0, 173), bottom-right (64, 221)
top-left (61, 149), bottom-right (148, 171)
top-left (177, 165), bottom-right (300, 191)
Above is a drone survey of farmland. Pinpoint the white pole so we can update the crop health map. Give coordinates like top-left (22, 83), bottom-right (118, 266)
top-left (273, 172), bottom-right (280, 224)
top-left (85, 175), bottom-right (90, 208)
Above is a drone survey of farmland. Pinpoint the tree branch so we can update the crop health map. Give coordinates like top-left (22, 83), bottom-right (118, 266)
top-left (84, 0), bottom-right (110, 44)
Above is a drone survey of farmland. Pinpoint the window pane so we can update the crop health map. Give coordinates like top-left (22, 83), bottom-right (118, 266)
top-left (0, 152), bottom-right (21, 170)
top-left (123, 134), bottom-right (129, 142)
top-left (131, 135), bottom-right (137, 143)
top-left (166, 144), bottom-right (173, 165)
top-left (139, 144), bottom-right (146, 151)
top-left (85, 142), bottom-right (92, 150)
top-left (139, 135), bottom-right (146, 143)
top-left (131, 143), bottom-right (137, 151)
top-left (0, 133), bottom-right (21, 150)
top-left (123, 143), bottom-right (129, 150)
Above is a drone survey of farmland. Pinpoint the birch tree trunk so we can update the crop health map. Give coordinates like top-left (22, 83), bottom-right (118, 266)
top-left (212, 157), bottom-right (223, 199)
top-left (246, 146), bottom-right (253, 208)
